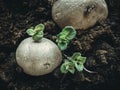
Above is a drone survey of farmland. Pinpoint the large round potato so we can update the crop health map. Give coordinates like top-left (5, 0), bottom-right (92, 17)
top-left (16, 37), bottom-right (62, 76)
top-left (52, 0), bottom-right (108, 30)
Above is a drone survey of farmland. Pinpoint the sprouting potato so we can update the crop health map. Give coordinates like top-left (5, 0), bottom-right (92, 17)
top-left (52, 0), bottom-right (108, 30)
top-left (16, 37), bottom-right (62, 76)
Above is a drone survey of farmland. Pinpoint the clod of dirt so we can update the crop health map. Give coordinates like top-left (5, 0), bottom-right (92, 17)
top-left (52, 0), bottom-right (108, 30)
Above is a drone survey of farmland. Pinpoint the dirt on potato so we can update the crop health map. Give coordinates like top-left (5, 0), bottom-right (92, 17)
top-left (0, 0), bottom-right (120, 90)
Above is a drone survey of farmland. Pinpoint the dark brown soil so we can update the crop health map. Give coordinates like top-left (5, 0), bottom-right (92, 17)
top-left (0, 0), bottom-right (120, 90)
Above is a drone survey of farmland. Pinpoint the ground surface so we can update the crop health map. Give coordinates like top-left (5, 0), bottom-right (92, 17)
top-left (0, 0), bottom-right (120, 90)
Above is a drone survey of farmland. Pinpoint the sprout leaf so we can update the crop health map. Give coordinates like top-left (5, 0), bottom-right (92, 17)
top-left (26, 24), bottom-right (45, 41)
top-left (61, 26), bottom-right (76, 40)
top-left (60, 52), bottom-right (87, 74)
top-left (26, 28), bottom-right (36, 36)
top-left (74, 62), bottom-right (84, 72)
top-left (35, 24), bottom-right (45, 32)
top-left (56, 26), bottom-right (76, 50)
top-left (58, 42), bottom-right (68, 51)
top-left (32, 31), bottom-right (43, 41)
top-left (71, 52), bottom-right (86, 64)
top-left (60, 61), bottom-right (75, 74)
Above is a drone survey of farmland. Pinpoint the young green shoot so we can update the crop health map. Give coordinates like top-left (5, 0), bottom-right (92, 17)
top-left (60, 60), bottom-right (75, 74)
top-left (26, 24), bottom-right (45, 42)
top-left (60, 52), bottom-right (86, 74)
top-left (56, 26), bottom-right (76, 50)
top-left (60, 52), bottom-right (97, 74)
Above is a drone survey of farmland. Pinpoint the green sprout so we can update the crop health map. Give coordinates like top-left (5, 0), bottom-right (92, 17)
top-left (60, 52), bottom-right (86, 74)
top-left (26, 24), bottom-right (45, 41)
top-left (60, 60), bottom-right (75, 74)
top-left (71, 53), bottom-right (86, 72)
top-left (56, 26), bottom-right (76, 50)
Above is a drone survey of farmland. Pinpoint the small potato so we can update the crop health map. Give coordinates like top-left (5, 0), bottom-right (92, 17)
top-left (52, 0), bottom-right (108, 30)
top-left (16, 37), bottom-right (62, 76)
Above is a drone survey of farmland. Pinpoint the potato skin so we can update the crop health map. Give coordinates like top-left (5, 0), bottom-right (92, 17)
top-left (52, 0), bottom-right (108, 30)
top-left (16, 37), bottom-right (62, 76)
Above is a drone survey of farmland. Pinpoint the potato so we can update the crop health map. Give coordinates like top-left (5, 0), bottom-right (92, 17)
top-left (52, 0), bottom-right (108, 30)
top-left (16, 37), bottom-right (62, 76)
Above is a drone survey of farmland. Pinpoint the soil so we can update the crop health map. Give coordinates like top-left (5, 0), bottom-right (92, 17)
top-left (0, 0), bottom-right (120, 90)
